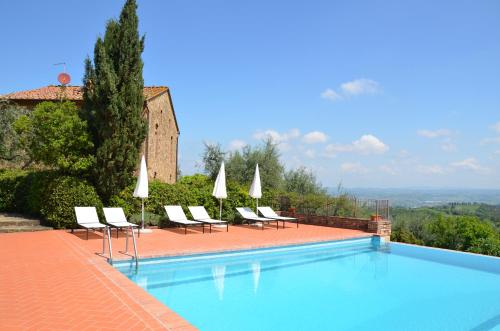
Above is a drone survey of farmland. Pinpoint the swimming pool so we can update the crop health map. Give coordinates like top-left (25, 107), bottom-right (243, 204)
top-left (115, 237), bottom-right (500, 331)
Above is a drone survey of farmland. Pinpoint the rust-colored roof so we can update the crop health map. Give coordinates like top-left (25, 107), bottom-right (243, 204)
top-left (1, 85), bottom-right (169, 101)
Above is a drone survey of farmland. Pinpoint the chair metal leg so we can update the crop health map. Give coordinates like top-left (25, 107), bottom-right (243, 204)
top-left (227, 223), bottom-right (229, 232)
top-left (106, 226), bottom-right (113, 264)
top-left (102, 228), bottom-right (105, 254)
top-left (185, 225), bottom-right (187, 235)
top-left (130, 226), bottom-right (138, 262)
top-left (125, 227), bottom-right (129, 253)
top-left (86, 228), bottom-right (89, 240)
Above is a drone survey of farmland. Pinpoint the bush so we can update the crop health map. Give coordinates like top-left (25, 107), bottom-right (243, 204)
top-left (0, 169), bottom-right (27, 211)
top-left (40, 176), bottom-right (102, 229)
top-left (14, 171), bottom-right (58, 217)
top-left (110, 174), bottom-right (256, 225)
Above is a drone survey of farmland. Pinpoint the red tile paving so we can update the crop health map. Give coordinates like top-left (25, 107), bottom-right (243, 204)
top-left (0, 224), bottom-right (370, 330)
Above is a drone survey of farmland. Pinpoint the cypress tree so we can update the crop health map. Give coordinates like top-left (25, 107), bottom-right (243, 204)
top-left (83, 0), bottom-right (147, 201)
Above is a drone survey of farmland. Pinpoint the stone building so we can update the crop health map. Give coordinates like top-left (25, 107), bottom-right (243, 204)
top-left (2, 85), bottom-right (179, 183)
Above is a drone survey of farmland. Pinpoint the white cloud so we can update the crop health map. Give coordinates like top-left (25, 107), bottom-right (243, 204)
top-left (416, 165), bottom-right (446, 175)
top-left (321, 78), bottom-right (381, 102)
top-left (352, 135), bottom-right (389, 154)
top-left (303, 131), bottom-right (328, 144)
top-left (492, 121), bottom-right (500, 133)
top-left (450, 158), bottom-right (490, 174)
top-left (340, 78), bottom-right (381, 96)
top-left (340, 162), bottom-right (368, 174)
top-left (228, 139), bottom-right (247, 151)
top-left (253, 128), bottom-right (300, 143)
top-left (417, 129), bottom-right (452, 138)
top-left (320, 88), bottom-right (342, 101)
top-left (324, 134), bottom-right (389, 157)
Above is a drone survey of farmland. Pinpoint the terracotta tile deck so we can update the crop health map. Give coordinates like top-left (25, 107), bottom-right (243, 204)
top-left (0, 224), bottom-right (370, 330)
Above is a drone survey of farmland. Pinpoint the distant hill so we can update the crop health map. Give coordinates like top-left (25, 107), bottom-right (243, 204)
top-left (332, 188), bottom-right (500, 208)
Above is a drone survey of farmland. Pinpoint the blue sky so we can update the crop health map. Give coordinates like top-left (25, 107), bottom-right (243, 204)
top-left (1, 0), bottom-right (499, 188)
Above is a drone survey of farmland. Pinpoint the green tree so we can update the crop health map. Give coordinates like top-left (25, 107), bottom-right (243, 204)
top-left (0, 100), bottom-right (29, 166)
top-left (284, 166), bottom-right (325, 195)
top-left (82, 0), bottom-right (147, 201)
top-left (226, 139), bottom-right (284, 189)
top-left (14, 101), bottom-right (94, 174)
top-left (201, 142), bottom-right (225, 180)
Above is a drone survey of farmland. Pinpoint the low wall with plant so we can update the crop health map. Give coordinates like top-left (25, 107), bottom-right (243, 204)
top-left (279, 211), bottom-right (392, 237)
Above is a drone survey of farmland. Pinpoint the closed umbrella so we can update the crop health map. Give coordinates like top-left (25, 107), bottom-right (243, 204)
top-left (133, 155), bottom-right (149, 231)
top-left (212, 162), bottom-right (227, 220)
top-left (249, 164), bottom-right (262, 213)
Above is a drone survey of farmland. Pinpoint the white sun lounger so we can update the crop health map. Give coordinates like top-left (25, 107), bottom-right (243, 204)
top-left (258, 206), bottom-right (299, 228)
top-left (164, 205), bottom-right (205, 234)
top-left (188, 206), bottom-right (228, 233)
top-left (236, 207), bottom-right (279, 230)
top-left (74, 207), bottom-right (107, 240)
top-left (103, 208), bottom-right (139, 257)
top-left (103, 207), bottom-right (140, 238)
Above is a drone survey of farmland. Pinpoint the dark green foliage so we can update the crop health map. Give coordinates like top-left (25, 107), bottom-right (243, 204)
top-left (0, 100), bottom-right (29, 166)
top-left (13, 171), bottom-right (58, 217)
top-left (0, 169), bottom-right (27, 211)
top-left (109, 174), bottom-right (255, 225)
top-left (14, 101), bottom-right (94, 174)
top-left (201, 142), bottom-right (225, 180)
top-left (83, 0), bottom-right (147, 202)
top-left (40, 176), bottom-right (102, 229)
top-left (284, 167), bottom-right (326, 195)
top-left (0, 170), bottom-right (102, 228)
top-left (391, 211), bottom-right (500, 257)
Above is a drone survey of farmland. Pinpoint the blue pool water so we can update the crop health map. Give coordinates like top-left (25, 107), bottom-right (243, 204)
top-left (115, 237), bottom-right (500, 331)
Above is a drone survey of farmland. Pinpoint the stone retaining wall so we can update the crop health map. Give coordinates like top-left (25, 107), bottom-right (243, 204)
top-left (279, 211), bottom-right (391, 238)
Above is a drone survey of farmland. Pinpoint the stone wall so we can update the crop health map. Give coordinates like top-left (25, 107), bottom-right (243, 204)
top-left (145, 92), bottom-right (179, 184)
top-left (279, 211), bottom-right (391, 238)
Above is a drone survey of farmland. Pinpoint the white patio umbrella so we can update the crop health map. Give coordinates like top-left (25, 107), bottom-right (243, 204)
top-left (212, 162), bottom-right (227, 221)
top-left (133, 155), bottom-right (149, 231)
top-left (249, 164), bottom-right (262, 213)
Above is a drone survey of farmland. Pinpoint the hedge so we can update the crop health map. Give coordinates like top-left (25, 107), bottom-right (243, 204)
top-left (0, 169), bottom-right (102, 229)
top-left (109, 174), bottom-right (256, 224)
top-left (40, 176), bottom-right (102, 229)
top-left (0, 170), bottom-right (336, 229)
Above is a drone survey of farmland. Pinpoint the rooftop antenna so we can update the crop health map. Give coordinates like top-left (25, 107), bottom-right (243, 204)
top-left (54, 62), bottom-right (71, 85)
top-left (54, 62), bottom-right (71, 101)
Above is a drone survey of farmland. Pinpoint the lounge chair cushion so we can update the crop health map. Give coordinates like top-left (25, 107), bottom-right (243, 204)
top-left (164, 206), bottom-right (202, 225)
top-left (74, 207), bottom-right (106, 228)
top-left (103, 207), bottom-right (138, 227)
top-left (258, 206), bottom-right (296, 220)
top-left (188, 206), bottom-right (227, 224)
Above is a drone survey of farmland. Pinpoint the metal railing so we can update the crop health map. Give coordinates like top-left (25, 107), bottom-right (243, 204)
top-left (271, 195), bottom-right (390, 220)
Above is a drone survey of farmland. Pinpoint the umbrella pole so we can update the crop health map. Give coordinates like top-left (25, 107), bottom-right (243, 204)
top-left (256, 199), bottom-right (259, 214)
top-left (219, 198), bottom-right (222, 221)
top-left (141, 198), bottom-right (145, 230)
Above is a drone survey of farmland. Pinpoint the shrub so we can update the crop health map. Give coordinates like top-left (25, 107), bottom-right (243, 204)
top-left (0, 169), bottom-right (27, 211)
top-left (109, 174), bottom-right (257, 225)
top-left (40, 176), bottom-right (102, 229)
top-left (13, 171), bottom-right (58, 217)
